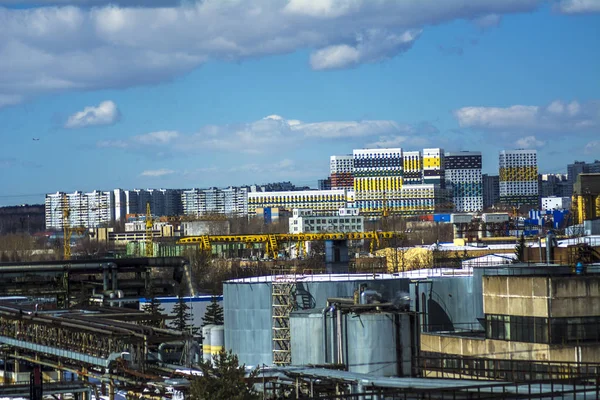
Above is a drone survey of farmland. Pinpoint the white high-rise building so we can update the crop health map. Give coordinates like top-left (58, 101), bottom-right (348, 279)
top-left (45, 190), bottom-right (114, 229)
top-left (499, 149), bottom-right (539, 207)
top-left (444, 151), bottom-right (483, 212)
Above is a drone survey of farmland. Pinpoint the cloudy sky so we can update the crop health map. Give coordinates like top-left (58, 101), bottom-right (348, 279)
top-left (0, 0), bottom-right (599, 205)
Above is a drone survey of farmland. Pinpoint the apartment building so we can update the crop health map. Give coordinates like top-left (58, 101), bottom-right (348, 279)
top-left (445, 151), bottom-right (483, 212)
top-left (45, 190), bottom-right (115, 229)
top-left (499, 149), bottom-right (539, 207)
top-left (330, 155), bottom-right (354, 189)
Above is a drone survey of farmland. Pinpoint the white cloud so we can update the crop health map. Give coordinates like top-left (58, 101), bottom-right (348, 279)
top-left (454, 100), bottom-right (600, 132)
top-left (557, 0), bottom-right (600, 14)
top-left (585, 140), bottom-right (600, 154)
top-left (140, 168), bottom-right (174, 177)
top-left (134, 130), bottom-right (179, 145)
top-left (515, 135), bottom-right (546, 149)
top-left (310, 29), bottom-right (421, 70)
top-left (0, 1), bottom-right (546, 106)
top-left (65, 100), bottom-right (120, 129)
top-left (97, 114), bottom-right (427, 155)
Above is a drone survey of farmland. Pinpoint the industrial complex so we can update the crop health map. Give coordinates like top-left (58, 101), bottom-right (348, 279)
top-left (0, 154), bottom-right (599, 399)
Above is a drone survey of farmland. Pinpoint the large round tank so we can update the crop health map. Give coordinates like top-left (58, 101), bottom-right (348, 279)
top-left (202, 325), bottom-right (214, 364)
top-left (210, 325), bottom-right (224, 362)
top-left (347, 312), bottom-right (397, 376)
top-left (290, 310), bottom-right (326, 365)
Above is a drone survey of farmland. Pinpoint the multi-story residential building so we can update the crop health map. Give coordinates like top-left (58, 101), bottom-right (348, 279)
top-left (402, 151), bottom-right (422, 185)
top-left (248, 189), bottom-right (349, 215)
top-left (45, 190), bottom-right (115, 229)
top-left (223, 186), bottom-right (248, 216)
top-left (444, 151), bottom-right (483, 212)
top-left (540, 174), bottom-right (570, 198)
top-left (182, 187), bottom-right (248, 217)
top-left (318, 178), bottom-right (332, 190)
top-left (329, 155), bottom-right (354, 189)
top-left (482, 174), bottom-right (500, 209)
top-left (422, 148), bottom-right (445, 186)
top-left (567, 160), bottom-right (600, 196)
top-left (289, 208), bottom-right (364, 233)
top-left (353, 148), bottom-right (403, 214)
top-left (499, 150), bottom-right (539, 207)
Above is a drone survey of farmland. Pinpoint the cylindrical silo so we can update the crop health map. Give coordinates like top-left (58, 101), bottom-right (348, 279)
top-left (346, 312), bottom-right (397, 376)
top-left (202, 325), bottom-right (213, 364)
top-left (210, 325), bottom-right (225, 363)
top-left (595, 195), bottom-right (600, 220)
top-left (290, 309), bottom-right (326, 365)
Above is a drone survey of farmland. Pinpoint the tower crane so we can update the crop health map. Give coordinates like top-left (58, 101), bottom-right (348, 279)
top-left (61, 193), bottom-right (87, 260)
top-left (145, 202), bottom-right (154, 257)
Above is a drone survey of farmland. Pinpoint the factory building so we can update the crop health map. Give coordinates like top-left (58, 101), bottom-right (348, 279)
top-left (499, 149), bottom-right (539, 207)
top-left (421, 265), bottom-right (600, 381)
top-left (330, 155), bottom-right (354, 189)
top-left (288, 208), bottom-right (364, 233)
top-left (567, 160), bottom-right (600, 196)
top-left (248, 189), bottom-right (349, 215)
top-left (444, 151), bottom-right (483, 212)
top-left (571, 173), bottom-right (600, 225)
top-left (223, 271), bottom-right (481, 369)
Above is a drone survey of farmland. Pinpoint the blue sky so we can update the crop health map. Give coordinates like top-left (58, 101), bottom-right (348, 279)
top-left (0, 0), bottom-right (599, 206)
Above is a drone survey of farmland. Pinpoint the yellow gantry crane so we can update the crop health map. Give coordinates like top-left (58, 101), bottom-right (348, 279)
top-left (177, 231), bottom-right (405, 259)
top-left (145, 202), bottom-right (154, 257)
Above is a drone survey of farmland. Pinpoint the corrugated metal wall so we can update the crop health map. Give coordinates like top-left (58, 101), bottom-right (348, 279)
top-left (224, 278), bottom-right (411, 367)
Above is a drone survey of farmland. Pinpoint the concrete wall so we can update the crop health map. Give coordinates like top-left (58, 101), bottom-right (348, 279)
top-left (550, 276), bottom-right (600, 317)
top-left (421, 333), bottom-right (600, 363)
top-left (483, 276), bottom-right (549, 317)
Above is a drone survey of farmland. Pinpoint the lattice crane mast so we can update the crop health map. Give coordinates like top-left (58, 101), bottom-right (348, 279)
top-left (145, 202), bottom-right (154, 257)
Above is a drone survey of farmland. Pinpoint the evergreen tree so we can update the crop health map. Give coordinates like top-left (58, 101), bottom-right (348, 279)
top-left (189, 349), bottom-right (259, 400)
top-left (169, 296), bottom-right (197, 334)
top-left (202, 295), bottom-right (224, 326)
top-left (142, 281), bottom-right (165, 328)
top-left (514, 234), bottom-right (526, 263)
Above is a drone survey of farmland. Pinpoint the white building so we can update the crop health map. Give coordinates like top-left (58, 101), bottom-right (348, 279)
top-left (288, 208), bottom-right (364, 233)
top-left (45, 190), bottom-right (115, 229)
top-left (444, 151), bottom-right (483, 212)
top-left (541, 196), bottom-right (571, 211)
top-left (182, 187), bottom-right (249, 216)
top-left (330, 155), bottom-right (354, 189)
top-left (248, 189), bottom-right (349, 215)
top-left (499, 149), bottom-right (538, 207)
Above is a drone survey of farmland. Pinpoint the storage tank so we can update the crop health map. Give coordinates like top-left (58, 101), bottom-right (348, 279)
top-left (210, 325), bottom-right (225, 363)
top-left (290, 309), bottom-right (327, 365)
top-left (346, 312), bottom-right (398, 376)
top-left (202, 325), bottom-right (213, 363)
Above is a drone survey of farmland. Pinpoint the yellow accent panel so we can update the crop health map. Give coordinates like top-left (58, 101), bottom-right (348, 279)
top-left (499, 166), bottom-right (538, 181)
top-left (423, 157), bottom-right (441, 168)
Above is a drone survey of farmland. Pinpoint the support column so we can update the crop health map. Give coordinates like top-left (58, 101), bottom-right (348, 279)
top-left (109, 380), bottom-right (115, 400)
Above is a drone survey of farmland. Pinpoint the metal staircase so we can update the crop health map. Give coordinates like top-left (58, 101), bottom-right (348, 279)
top-left (271, 275), bottom-right (296, 365)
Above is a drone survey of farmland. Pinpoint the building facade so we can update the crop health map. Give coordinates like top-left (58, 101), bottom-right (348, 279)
top-left (182, 187), bottom-right (248, 217)
top-left (353, 148), bottom-right (404, 215)
top-left (482, 174), bottom-right (500, 209)
top-left (540, 196), bottom-right (571, 211)
top-left (499, 150), bottom-right (539, 207)
top-left (248, 189), bottom-right (349, 215)
top-left (330, 155), bottom-right (354, 189)
top-left (288, 208), bottom-right (364, 233)
top-left (567, 160), bottom-right (600, 196)
top-left (444, 151), bottom-right (483, 212)
top-left (45, 190), bottom-right (115, 230)
top-left (422, 148), bottom-right (445, 186)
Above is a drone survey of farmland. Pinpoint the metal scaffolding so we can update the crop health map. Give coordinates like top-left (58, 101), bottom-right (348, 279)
top-left (271, 276), bottom-right (296, 366)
